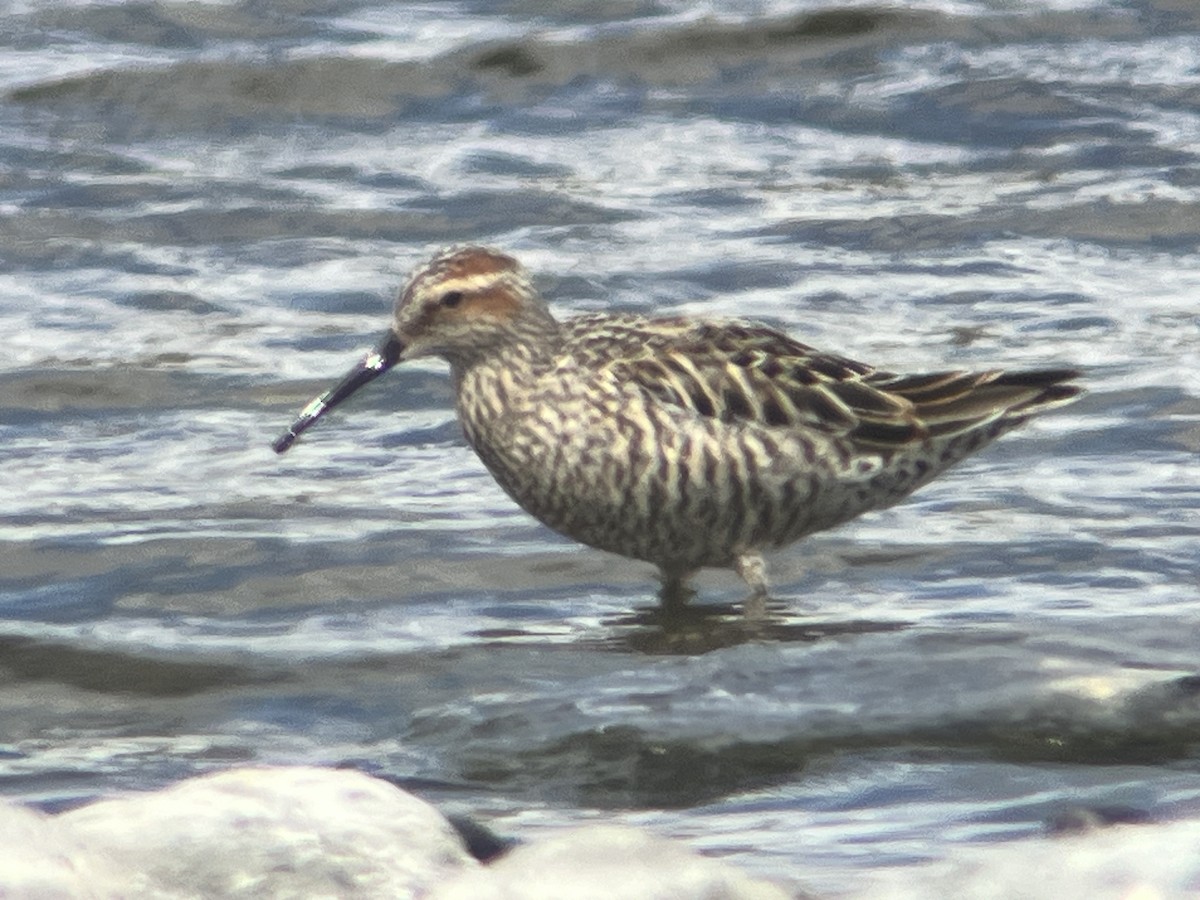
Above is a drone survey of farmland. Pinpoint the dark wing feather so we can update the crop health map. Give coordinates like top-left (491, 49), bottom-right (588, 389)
top-left (595, 318), bottom-right (1081, 448)
top-left (865, 368), bottom-right (1083, 440)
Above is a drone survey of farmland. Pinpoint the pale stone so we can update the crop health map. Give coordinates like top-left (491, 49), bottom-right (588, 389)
top-left (0, 801), bottom-right (119, 899)
top-left (59, 766), bottom-right (476, 899)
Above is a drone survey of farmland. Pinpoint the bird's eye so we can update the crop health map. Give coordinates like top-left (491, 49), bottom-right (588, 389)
top-left (440, 290), bottom-right (465, 308)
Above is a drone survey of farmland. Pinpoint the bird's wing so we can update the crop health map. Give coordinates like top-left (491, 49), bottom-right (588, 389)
top-left (591, 318), bottom-right (1079, 450)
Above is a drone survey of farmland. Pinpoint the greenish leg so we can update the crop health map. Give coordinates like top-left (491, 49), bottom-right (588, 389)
top-left (735, 552), bottom-right (770, 619)
top-left (658, 569), bottom-right (696, 611)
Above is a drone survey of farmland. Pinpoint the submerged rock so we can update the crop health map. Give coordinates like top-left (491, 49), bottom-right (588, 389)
top-left (429, 824), bottom-right (793, 900)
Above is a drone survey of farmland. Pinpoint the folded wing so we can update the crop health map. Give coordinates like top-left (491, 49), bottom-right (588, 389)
top-left (601, 320), bottom-right (1081, 450)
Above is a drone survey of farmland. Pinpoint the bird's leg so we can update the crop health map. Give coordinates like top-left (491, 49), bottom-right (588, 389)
top-left (658, 569), bottom-right (696, 612)
top-left (735, 551), bottom-right (770, 619)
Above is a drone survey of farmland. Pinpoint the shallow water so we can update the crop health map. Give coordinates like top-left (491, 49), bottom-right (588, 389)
top-left (1, 0), bottom-right (1199, 895)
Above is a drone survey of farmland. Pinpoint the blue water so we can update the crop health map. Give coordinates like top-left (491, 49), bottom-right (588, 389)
top-left (1, 1), bottom-right (1199, 894)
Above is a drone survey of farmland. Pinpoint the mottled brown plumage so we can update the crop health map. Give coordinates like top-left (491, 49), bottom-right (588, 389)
top-left (274, 246), bottom-right (1082, 613)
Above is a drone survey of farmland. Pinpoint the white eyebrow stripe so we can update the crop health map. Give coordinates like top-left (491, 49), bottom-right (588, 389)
top-left (427, 270), bottom-right (514, 294)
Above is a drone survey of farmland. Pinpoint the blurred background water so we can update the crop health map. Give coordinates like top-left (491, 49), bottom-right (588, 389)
top-left (1, 0), bottom-right (1198, 895)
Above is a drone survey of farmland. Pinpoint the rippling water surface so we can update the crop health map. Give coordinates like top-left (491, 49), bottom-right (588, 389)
top-left (2, 1), bottom-right (1199, 895)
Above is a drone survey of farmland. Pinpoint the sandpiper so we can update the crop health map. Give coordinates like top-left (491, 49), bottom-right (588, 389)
top-left (274, 246), bottom-right (1081, 613)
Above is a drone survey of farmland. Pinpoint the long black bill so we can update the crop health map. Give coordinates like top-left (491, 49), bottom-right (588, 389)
top-left (272, 332), bottom-right (404, 454)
